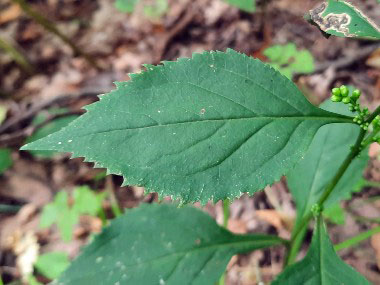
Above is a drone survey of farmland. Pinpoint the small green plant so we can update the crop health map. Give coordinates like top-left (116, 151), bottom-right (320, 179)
top-left (21, 1), bottom-right (380, 284)
top-left (264, 43), bottom-right (314, 78)
top-left (34, 252), bottom-right (70, 280)
top-left (39, 186), bottom-right (106, 242)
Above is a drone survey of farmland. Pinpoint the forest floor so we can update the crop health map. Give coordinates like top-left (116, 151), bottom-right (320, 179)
top-left (1, 0), bottom-right (380, 284)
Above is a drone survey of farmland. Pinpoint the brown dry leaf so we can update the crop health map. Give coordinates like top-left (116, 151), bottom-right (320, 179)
top-left (369, 143), bottom-right (380, 158)
top-left (1, 174), bottom-right (52, 206)
top-left (256, 209), bottom-right (283, 230)
top-left (371, 232), bottom-right (380, 269)
top-left (255, 209), bottom-right (293, 233)
top-left (366, 48), bottom-right (380, 69)
top-left (227, 219), bottom-right (247, 234)
top-left (0, 4), bottom-right (21, 24)
top-left (12, 231), bottom-right (40, 281)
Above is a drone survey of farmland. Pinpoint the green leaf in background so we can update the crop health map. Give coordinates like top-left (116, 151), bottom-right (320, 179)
top-left (264, 43), bottom-right (314, 79)
top-left (287, 100), bottom-right (369, 227)
top-left (323, 202), bottom-right (345, 225)
top-left (57, 203), bottom-right (284, 284)
top-left (25, 110), bottom-right (78, 158)
top-left (115, 0), bottom-right (138, 13)
top-left (309, 0), bottom-right (380, 40)
top-left (35, 252), bottom-right (70, 280)
top-left (272, 217), bottom-right (369, 284)
top-left (39, 186), bottom-right (105, 242)
top-left (22, 50), bottom-right (354, 204)
top-left (0, 148), bottom-right (12, 174)
top-left (143, 0), bottom-right (168, 19)
top-left (27, 275), bottom-right (42, 285)
top-left (223, 0), bottom-right (255, 12)
top-left (40, 191), bottom-right (78, 242)
top-left (72, 185), bottom-right (106, 216)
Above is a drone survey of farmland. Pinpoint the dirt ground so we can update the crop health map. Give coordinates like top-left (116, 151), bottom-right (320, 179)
top-left (1, 0), bottom-right (380, 284)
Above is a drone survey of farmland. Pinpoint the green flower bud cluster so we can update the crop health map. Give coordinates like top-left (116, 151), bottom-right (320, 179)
top-left (330, 86), bottom-right (369, 129)
top-left (311, 204), bottom-right (322, 217)
top-left (353, 108), bottom-right (370, 130)
top-left (331, 85), bottom-right (361, 105)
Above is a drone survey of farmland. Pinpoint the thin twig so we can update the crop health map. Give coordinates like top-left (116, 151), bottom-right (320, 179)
top-left (0, 88), bottom-right (106, 134)
top-left (0, 110), bottom-right (83, 147)
top-left (11, 0), bottom-right (101, 69)
top-left (153, 7), bottom-right (196, 63)
top-left (0, 35), bottom-right (34, 74)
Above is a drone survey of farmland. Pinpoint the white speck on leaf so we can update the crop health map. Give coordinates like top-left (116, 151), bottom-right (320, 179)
top-left (96, 256), bottom-right (103, 263)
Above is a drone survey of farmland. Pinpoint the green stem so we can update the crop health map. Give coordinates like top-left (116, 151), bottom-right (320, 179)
top-left (286, 127), bottom-right (367, 266)
top-left (365, 105), bottom-right (380, 124)
top-left (11, 0), bottom-right (100, 69)
top-left (335, 226), bottom-right (380, 251)
top-left (219, 199), bottom-right (230, 285)
top-left (0, 36), bottom-right (34, 74)
top-left (284, 223), bottom-right (307, 265)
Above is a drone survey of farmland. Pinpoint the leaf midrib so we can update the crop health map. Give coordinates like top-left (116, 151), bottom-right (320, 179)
top-left (75, 115), bottom-right (353, 137)
top-left (65, 237), bottom-right (282, 282)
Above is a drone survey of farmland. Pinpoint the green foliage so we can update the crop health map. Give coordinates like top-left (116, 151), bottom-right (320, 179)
top-left (56, 203), bottom-right (284, 285)
top-left (27, 275), bottom-right (42, 285)
top-left (22, 50), bottom-right (353, 204)
top-left (115, 0), bottom-right (138, 13)
top-left (143, 0), bottom-right (168, 20)
top-left (309, 0), bottom-right (380, 40)
top-left (34, 252), bottom-right (70, 280)
top-left (273, 217), bottom-right (370, 284)
top-left (264, 43), bottom-right (314, 78)
top-left (40, 191), bottom-right (78, 242)
top-left (72, 186), bottom-right (106, 216)
top-left (25, 110), bottom-right (78, 158)
top-left (39, 186), bottom-right (105, 241)
top-left (0, 148), bottom-right (12, 174)
top-left (287, 100), bottom-right (369, 227)
top-left (114, 0), bottom-right (169, 19)
top-left (323, 203), bottom-right (345, 225)
top-left (223, 0), bottom-right (255, 12)
top-left (115, 0), bottom-right (254, 14)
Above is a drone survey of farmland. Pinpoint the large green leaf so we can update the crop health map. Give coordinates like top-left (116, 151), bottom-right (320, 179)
top-left (287, 100), bottom-right (369, 226)
top-left (22, 50), bottom-right (353, 203)
top-left (56, 203), bottom-right (284, 284)
top-left (272, 217), bottom-right (369, 284)
top-left (309, 0), bottom-right (380, 40)
top-left (223, 0), bottom-right (255, 12)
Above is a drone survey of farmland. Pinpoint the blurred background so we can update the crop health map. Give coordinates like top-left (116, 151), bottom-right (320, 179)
top-left (0, 0), bottom-right (380, 284)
